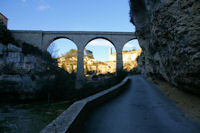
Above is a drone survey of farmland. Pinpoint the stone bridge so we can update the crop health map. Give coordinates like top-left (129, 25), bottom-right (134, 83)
top-left (10, 30), bottom-right (136, 87)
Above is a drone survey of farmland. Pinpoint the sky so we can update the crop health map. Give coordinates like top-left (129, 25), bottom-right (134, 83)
top-left (0, 0), bottom-right (140, 61)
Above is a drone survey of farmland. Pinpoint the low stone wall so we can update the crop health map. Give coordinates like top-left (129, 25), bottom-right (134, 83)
top-left (40, 77), bottom-right (129, 133)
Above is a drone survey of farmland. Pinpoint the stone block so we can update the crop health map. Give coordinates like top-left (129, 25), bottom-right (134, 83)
top-left (6, 52), bottom-right (22, 64)
top-left (0, 43), bottom-right (5, 55)
top-left (7, 43), bottom-right (22, 52)
top-left (24, 55), bottom-right (36, 63)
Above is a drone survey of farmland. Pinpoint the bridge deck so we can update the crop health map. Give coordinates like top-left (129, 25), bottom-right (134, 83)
top-left (76, 75), bottom-right (200, 133)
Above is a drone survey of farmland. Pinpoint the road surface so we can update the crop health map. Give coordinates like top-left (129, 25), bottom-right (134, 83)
top-left (78, 75), bottom-right (200, 133)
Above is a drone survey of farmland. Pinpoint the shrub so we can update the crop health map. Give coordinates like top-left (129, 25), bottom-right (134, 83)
top-left (0, 22), bottom-right (17, 45)
top-left (92, 75), bottom-right (98, 80)
top-left (35, 67), bottom-right (76, 102)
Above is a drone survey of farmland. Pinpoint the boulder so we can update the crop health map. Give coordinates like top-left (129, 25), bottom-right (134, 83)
top-left (6, 52), bottom-right (22, 64)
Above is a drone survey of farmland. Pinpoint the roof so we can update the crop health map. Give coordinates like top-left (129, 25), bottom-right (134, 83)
top-left (0, 13), bottom-right (8, 20)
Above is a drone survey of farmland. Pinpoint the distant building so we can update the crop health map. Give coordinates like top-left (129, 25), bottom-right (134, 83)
top-left (0, 13), bottom-right (8, 28)
top-left (109, 48), bottom-right (116, 61)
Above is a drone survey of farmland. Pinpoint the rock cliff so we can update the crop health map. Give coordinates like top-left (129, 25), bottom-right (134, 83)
top-left (0, 42), bottom-right (76, 101)
top-left (129, 0), bottom-right (200, 93)
top-left (0, 43), bottom-right (51, 100)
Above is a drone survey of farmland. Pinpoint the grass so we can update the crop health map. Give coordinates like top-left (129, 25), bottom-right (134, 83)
top-left (0, 118), bottom-right (15, 133)
top-left (0, 100), bottom-right (72, 133)
top-left (27, 101), bottom-right (72, 132)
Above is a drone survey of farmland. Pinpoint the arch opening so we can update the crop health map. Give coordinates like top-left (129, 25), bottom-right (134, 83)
top-left (122, 39), bottom-right (142, 72)
top-left (84, 38), bottom-right (116, 79)
top-left (47, 38), bottom-right (78, 74)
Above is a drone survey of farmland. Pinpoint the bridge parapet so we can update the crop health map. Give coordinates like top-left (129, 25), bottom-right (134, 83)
top-left (11, 30), bottom-right (43, 49)
top-left (11, 30), bottom-right (136, 51)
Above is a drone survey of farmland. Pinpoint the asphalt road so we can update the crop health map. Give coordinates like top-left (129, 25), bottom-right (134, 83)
top-left (79, 75), bottom-right (200, 133)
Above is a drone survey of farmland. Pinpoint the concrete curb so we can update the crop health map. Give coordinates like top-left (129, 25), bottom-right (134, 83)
top-left (40, 77), bottom-right (129, 133)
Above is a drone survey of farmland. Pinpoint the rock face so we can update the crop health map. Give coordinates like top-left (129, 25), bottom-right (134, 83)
top-left (129, 0), bottom-right (200, 93)
top-left (0, 43), bottom-right (74, 100)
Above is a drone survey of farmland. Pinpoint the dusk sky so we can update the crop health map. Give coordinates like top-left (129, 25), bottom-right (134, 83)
top-left (0, 0), bottom-right (140, 61)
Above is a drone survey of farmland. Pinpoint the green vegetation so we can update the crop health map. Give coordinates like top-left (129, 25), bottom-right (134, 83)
top-left (65, 49), bottom-right (78, 58)
top-left (0, 118), bottom-right (15, 133)
top-left (0, 22), bottom-right (18, 45)
top-left (28, 101), bottom-right (72, 132)
top-left (63, 49), bottom-right (93, 59)
top-left (36, 67), bottom-right (76, 102)
top-left (74, 71), bottom-right (128, 100)
top-left (0, 101), bottom-right (72, 133)
top-left (85, 49), bottom-right (94, 59)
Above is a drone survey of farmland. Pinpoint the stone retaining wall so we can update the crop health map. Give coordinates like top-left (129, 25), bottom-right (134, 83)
top-left (40, 77), bottom-right (129, 133)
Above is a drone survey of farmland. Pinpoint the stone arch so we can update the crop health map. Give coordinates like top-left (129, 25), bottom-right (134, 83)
top-left (122, 39), bottom-right (142, 71)
top-left (47, 37), bottom-right (78, 74)
top-left (84, 37), bottom-right (117, 51)
top-left (84, 37), bottom-right (117, 76)
top-left (46, 36), bottom-right (78, 51)
top-left (122, 38), bottom-right (140, 51)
